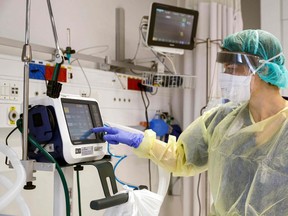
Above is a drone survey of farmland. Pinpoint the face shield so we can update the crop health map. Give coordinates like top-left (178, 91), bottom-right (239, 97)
top-left (217, 51), bottom-right (261, 74)
top-left (212, 51), bottom-right (261, 104)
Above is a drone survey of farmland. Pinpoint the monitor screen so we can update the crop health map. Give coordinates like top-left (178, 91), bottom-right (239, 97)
top-left (146, 3), bottom-right (199, 53)
top-left (61, 98), bottom-right (104, 145)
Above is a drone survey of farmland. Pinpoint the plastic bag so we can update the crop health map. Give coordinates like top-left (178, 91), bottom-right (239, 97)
top-left (104, 185), bottom-right (164, 216)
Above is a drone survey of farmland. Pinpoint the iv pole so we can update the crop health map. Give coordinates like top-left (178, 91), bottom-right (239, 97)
top-left (20, 2), bottom-right (70, 216)
top-left (20, 0), bottom-right (37, 190)
top-left (21, 0), bottom-right (65, 165)
top-left (21, 0), bottom-right (32, 162)
top-left (195, 37), bottom-right (222, 216)
top-left (204, 37), bottom-right (222, 216)
top-left (205, 38), bottom-right (211, 216)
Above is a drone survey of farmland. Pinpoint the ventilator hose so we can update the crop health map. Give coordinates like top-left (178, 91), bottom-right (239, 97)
top-left (0, 175), bottom-right (31, 216)
top-left (0, 144), bottom-right (27, 212)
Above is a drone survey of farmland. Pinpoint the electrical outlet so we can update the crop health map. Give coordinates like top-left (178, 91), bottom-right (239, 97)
top-left (67, 66), bottom-right (73, 81)
top-left (0, 82), bottom-right (9, 100)
top-left (0, 82), bottom-right (20, 101)
top-left (113, 97), bottom-right (131, 102)
top-left (10, 83), bottom-right (19, 100)
top-left (80, 90), bottom-right (89, 97)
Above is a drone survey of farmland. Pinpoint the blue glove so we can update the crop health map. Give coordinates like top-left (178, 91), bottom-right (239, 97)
top-left (91, 127), bottom-right (144, 148)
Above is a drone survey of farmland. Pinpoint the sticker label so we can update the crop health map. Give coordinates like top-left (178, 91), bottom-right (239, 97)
top-left (81, 146), bottom-right (93, 156)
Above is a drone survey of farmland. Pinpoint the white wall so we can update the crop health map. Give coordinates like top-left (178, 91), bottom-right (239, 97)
top-left (0, 1), bottom-right (185, 216)
top-left (261, 0), bottom-right (288, 96)
top-left (260, 0), bottom-right (282, 41)
top-left (0, 0), bottom-right (170, 61)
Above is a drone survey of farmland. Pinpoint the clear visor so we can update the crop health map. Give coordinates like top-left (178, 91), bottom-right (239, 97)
top-left (208, 51), bottom-right (259, 107)
top-left (216, 51), bottom-right (261, 75)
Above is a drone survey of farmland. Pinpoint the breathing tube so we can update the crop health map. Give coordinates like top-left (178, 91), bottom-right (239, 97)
top-left (104, 124), bottom-right (138, 189)
top-left (107, 142), bottom-right (138, 189)
top-left (0, 144), bottom-right (30, 215)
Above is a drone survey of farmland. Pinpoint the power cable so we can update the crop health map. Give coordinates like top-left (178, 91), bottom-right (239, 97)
top-left (5, 127), bottom-right (18, 165)
top-left (75, 59), bottom-right (92, 97)
top-left (197, 174), bottom-right (202, 216)
top-left (139, 20), bottom-right (174, 74)
top-left (75, 166), bottom-right (82, 216)
top-left (138, 85), bottom-right (153, 190)
top-left (139, 85), bottom-right (150, 129)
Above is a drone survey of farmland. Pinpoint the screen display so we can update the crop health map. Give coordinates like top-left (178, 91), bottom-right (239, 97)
top-left (147, 3), bottom-right (199, 50)
top-left (153, 9), bottom-right (194, 45)
top-left (61, 98), bottom-right (104, 144)
top-left (63, 102), bottom-right (96, 141)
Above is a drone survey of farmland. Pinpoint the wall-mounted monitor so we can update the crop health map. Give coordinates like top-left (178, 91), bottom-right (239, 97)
top-left (146, 3), bottom-right (199, 55)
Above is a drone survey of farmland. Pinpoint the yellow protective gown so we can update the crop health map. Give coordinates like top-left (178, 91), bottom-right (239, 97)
top-left (133, 102), bottom-right (288, 215)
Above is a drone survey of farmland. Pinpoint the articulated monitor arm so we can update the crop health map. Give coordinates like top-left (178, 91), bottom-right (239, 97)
top-left (46, 0), bottom-right (65, 98)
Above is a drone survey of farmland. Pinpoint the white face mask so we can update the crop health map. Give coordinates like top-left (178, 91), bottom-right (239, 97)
top-left (220, 73), bottom-right (252, 103)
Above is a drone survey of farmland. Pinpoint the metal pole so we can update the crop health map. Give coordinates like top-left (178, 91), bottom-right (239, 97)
top-left (115, 7), bottom-right (125, 62)
top-left (21, 0), bottom-right (32, 160)
top-left (205, 38), bottom-right (211, 216)
top-left (206, 38), bottom-right (211, 104)
top-left (46, 0), bottom-right (60, 51)
top-left (46, 0), bottom-right (63, 64)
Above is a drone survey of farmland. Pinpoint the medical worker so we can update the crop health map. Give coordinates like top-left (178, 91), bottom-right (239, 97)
top-left (92, 29), bottom-right (288, 215)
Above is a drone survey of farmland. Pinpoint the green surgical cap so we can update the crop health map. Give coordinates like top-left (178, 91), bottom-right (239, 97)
top-left (222, 29), bottom-right (288, 88)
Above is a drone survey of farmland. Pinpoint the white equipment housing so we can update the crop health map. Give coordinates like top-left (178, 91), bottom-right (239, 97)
top-left (28, 94), bottom-right (106, 165)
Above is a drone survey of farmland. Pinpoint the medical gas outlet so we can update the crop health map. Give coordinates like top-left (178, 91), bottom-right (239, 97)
top-left (8, 106), bottom-right (19, 125)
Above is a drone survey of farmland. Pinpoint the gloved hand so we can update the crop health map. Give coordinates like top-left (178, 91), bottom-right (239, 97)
top-left (91, 127), bottom-right (144, 148)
